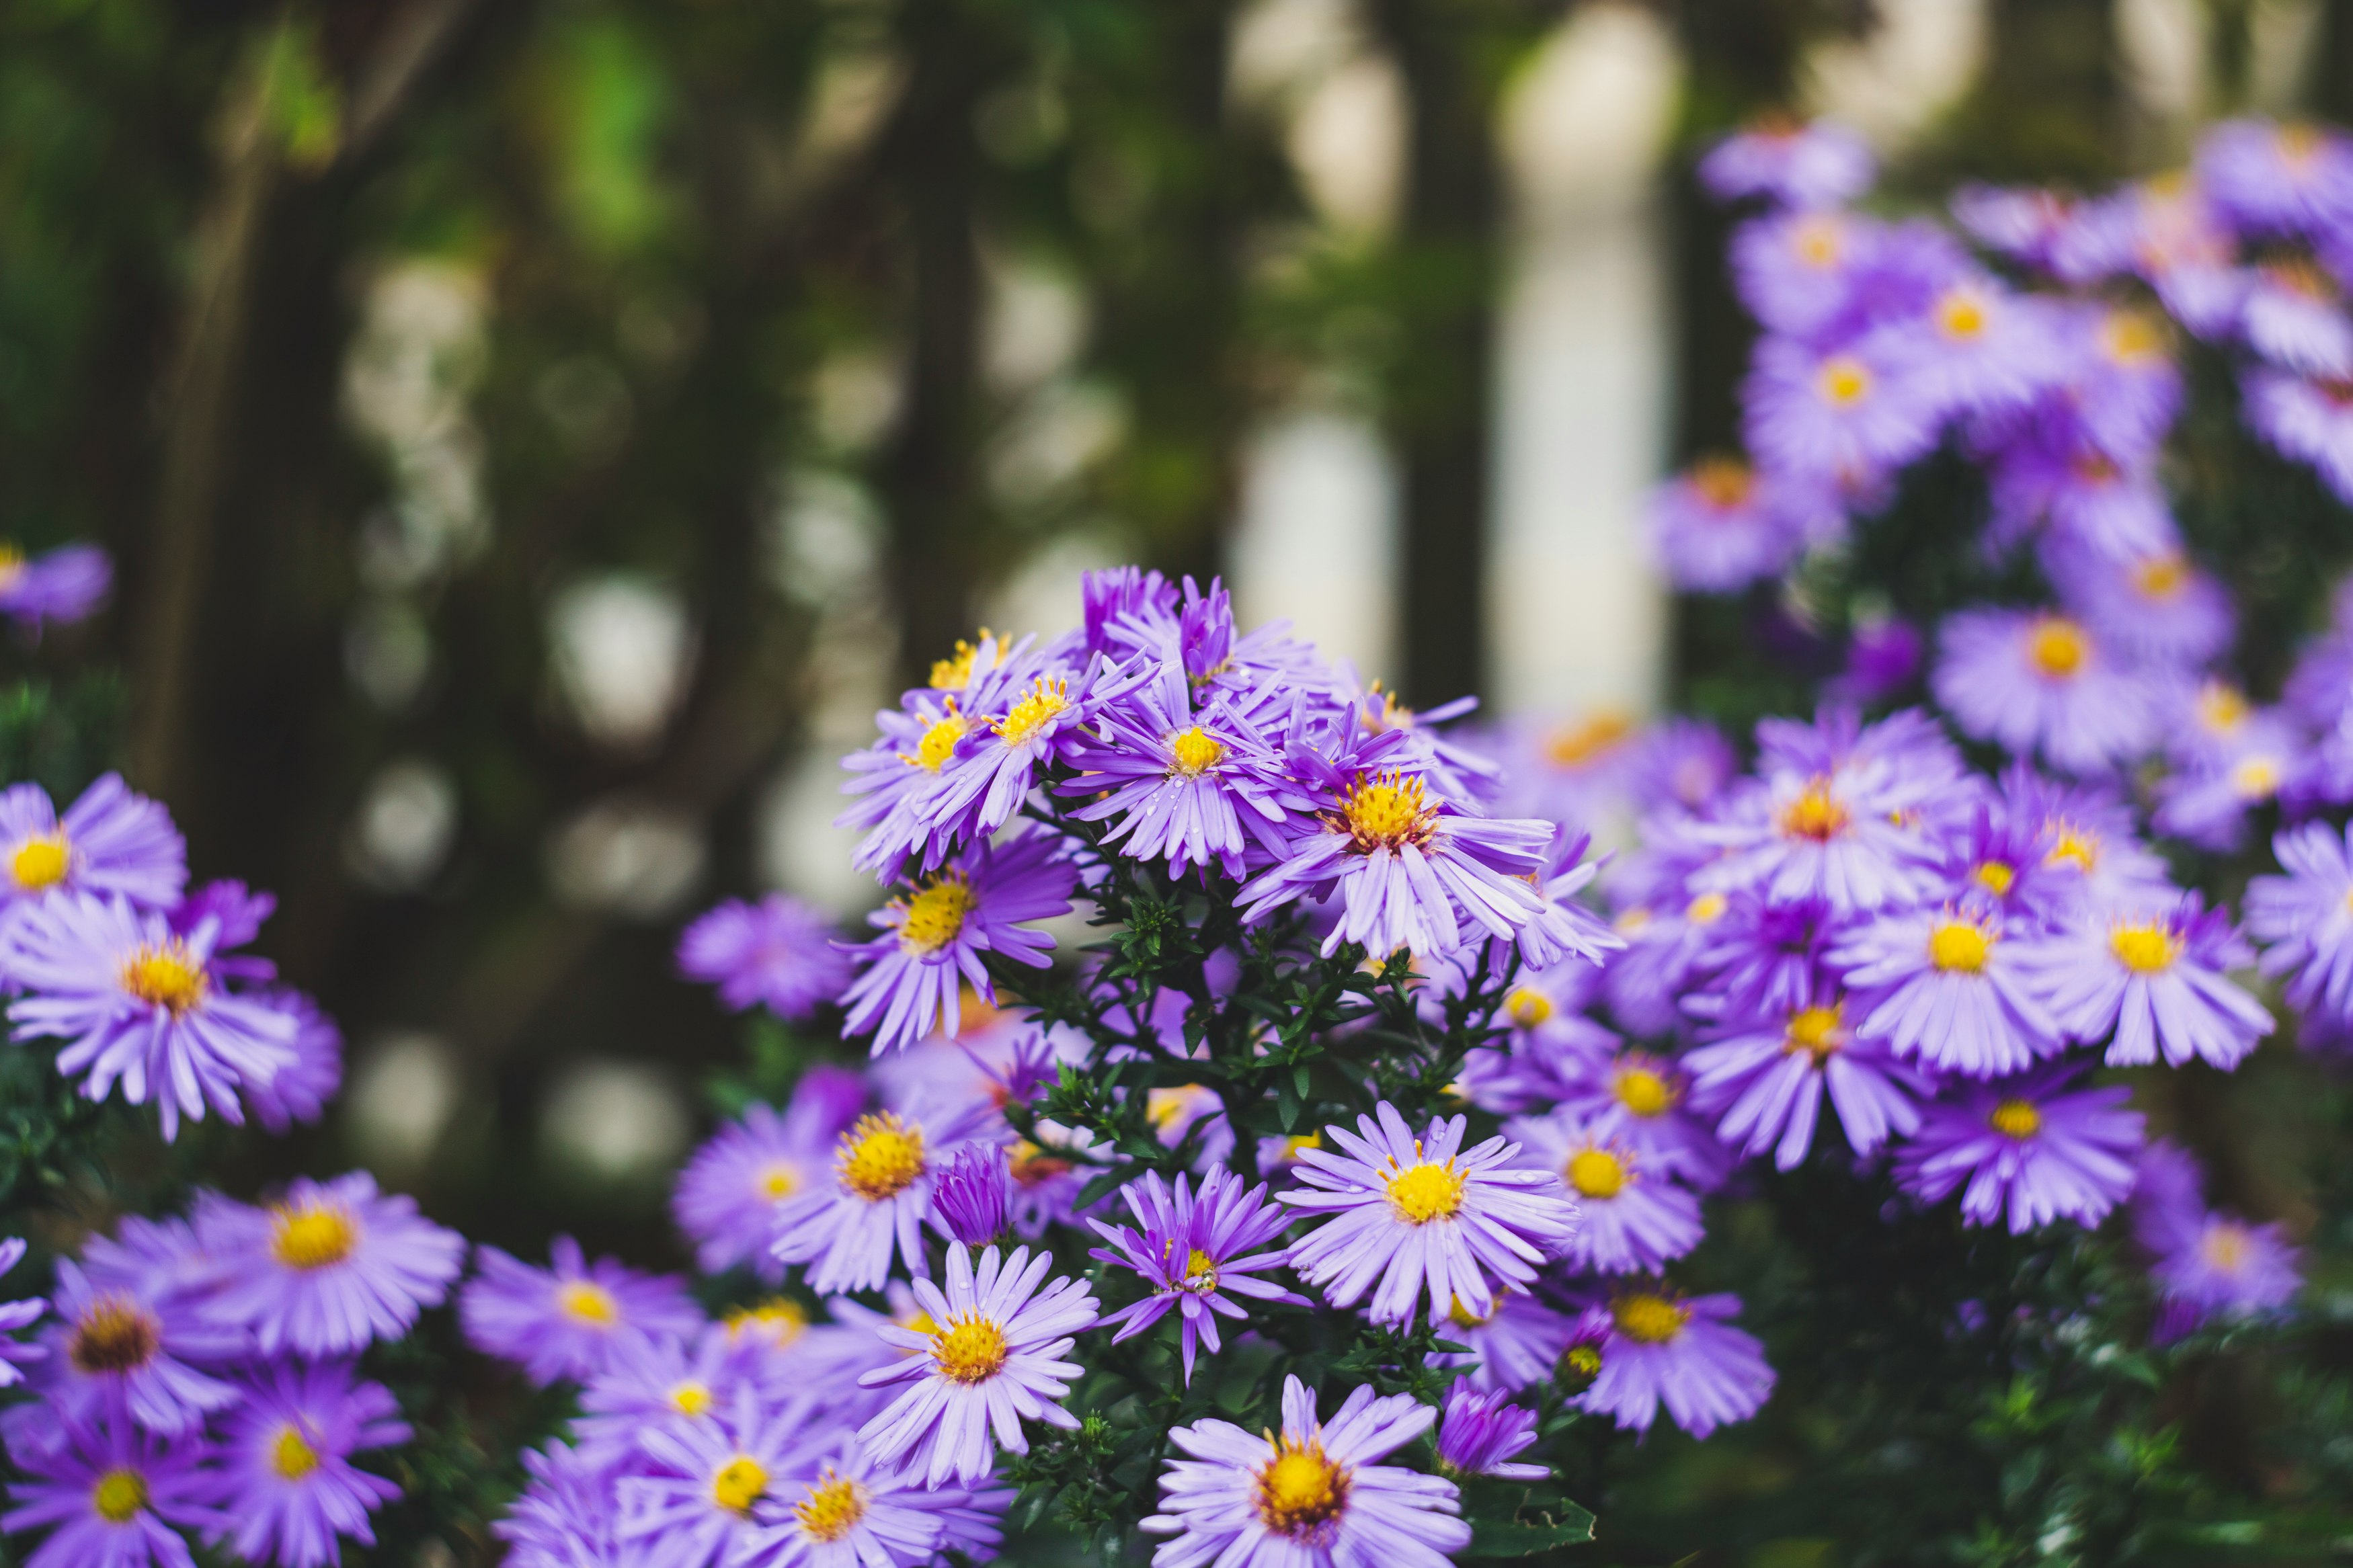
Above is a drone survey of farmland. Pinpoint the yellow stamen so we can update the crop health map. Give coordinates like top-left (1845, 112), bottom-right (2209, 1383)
top-left (1255, 1440), bottom-right (1349, 1536)
top-left (1546, 710), bottom-right (1634, 767)
top-left (1447, 1292), bottom-right (1500, 1329)
top-left (69, 1299), bottom-right (160, 1374)
top-left (1564, 1343), bottom-right (1603, 1378)
top-left (2230, 755), bottom-right (2282, 801)
top-left (2131, 553), bottom-right (2188, 600)
top-left (1792, 214), bottom-right (1843, 267)
top-left (557, 1281), bottom-right (619, 1327)
top-left (895, 874), bottom-right (975, 956)
top-left (270, 1424), bottom-right (321, 1481)
top-left (1972, 861), bottom-right (2016, 897)
top-left (1685, 891), bottom-right (1728, 925)
top-left (794, 1471), bottom-right (869, 1542)
top-left (1936, 287), bottom-right (1988, 340)
top-left (1611, 1063), bottom-right (1676, 1118)
top-left (1504, 987), bottom-right (1552, 1028)
top-left (2200, 1222), bottom-right (2251, 1274)
top-left (1611, 1292), bottom-right (1689, 1344)
top-left (1989, 1098), bottom-right (2040, 1139)
top-left (1180, 1248), bottom-right (1220, 1292)
top-left (1385, 1161), bottom-right (1466, 1224)
top-left (1819, 355), bottom-right (1872, 407)
top-left (2026, 616), bottom-right (2088, 678)
top-left (10, 831), bottom-right (69, 892)
top-left (1567, 1148), bottom-right (1629, 1199)
top-left (2101, 308), bottom-right (2165, 365)
top-left (725, 1298), bottom-right (809, 1346)
top-left (120, 942), bottom-right (207, 1016)
top-left (1784, 1003), bottom-right (1843, 1061)
top-left (910, 705), bottom-right (966, 772)
top-left (2196, 682), bottom-right (2249, 735)
top-left (713, 1455), bottom-right (768, 1516)
top-left (2046, 825), bottom-right (2098, 873)
top-left (672, 1380), bottom-right (713, 1416)
top-left (1780, 777), bottom-right (1849, 842)
top-left (1168, 727), bottom-right (1224, 777)
top-left (1339, 772), bottom-right (1433, 852)
top-left (932, 1315), bottom-right (1009, 1383)
top-left (756, 1161), bottom-right (801, 1201)
top-left (929, 632), bottom-right (995, 691)
top-left (92, 1468), bottom-right (147, 1524)
top-left (996, 677), bottom-right (1071, 745)
top-left (270, 1204), bottom-right (357, 1271)
top-left (836, 1114), bottom-right (926, 1201)
top-left (2110, 922), bottom-right (2177, 974)
top-left (1689, 457), bottom-right (1755, 509)
top-left (1928, 920), bottom-right (1992, 974)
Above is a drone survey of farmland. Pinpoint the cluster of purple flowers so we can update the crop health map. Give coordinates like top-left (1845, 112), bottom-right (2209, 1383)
top-left (1, 1177), bottom-right (462, 1567)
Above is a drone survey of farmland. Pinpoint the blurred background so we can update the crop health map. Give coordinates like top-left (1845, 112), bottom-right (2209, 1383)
top-left (7, 0), bottom-right (2351, 1266)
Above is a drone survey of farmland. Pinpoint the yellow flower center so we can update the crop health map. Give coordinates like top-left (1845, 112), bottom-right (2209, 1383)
top-left (1564, 1343), bottom-right (1603, 1378)
top-left (1567, 1148), bottom-right (1630, 1199)
top-left (1936, 288), bottom-right (1988, 340)
top-left (1447, 1292), bottom-right (1500, 1329)
top-left (929, 632), bottom-right (994, 690)
top-left (1168, 727), bottom-right (1225, 777)
top-left (757, 1161), bottom-right (800, 1201)
top-left (671, 1380), bottom-right (713, 1416)
top-left (2200, 1222), bottom-right (2251, 1274)
top-left (1255, 1441), bottom-right (1349, 1536)
top-left (713, 1455), bottom-right (768, 1516)
top-left (69, 1298), bottom-right (161, 1374)
top-left (557, 1281), bottom-right (619, 1327)
top-left (1792, 214), bottom-right (1843, 267)
top-left (2230, 755), bottom-right (2282, 800)
top-left (1612, 1064), bottom-right (1676, 1117)
top-left (1611, 1292), bottom-right (1689, 1344)
top-left (836, 1113), bottom-right (926, 1201)
top-left (932, 1315), bottom-right (1010, 1384)
top-left (1989, 1098), bottom-right (2041, 1139)
top-left (270, 1204), bottom-right (357, 1271)
top-left (2045, 825), bottom-right (2098, 873)
top-left (2027, 617), bottom-right (2088, 678)
top-left (2131, 553), bottom-right (2188, 600)
top-left (1819, 355), bottom-right (1872, 407)
top-left (996, 677), bottom-right (1071, 745)
top-left (271, 1423), bottom-right (321, 1481)
top-left (1181, 1248), bottom-right (1220, 1292)
top-left (794, 1472), bottom-right (868, 1543)
top-left (895, 875), bottom-right (976, 956)
top-left (120, 942), bottom-right (208, 1016)
top-left (1928, 920), bottom-right (1992, 974)
top-left (1972, 860), bottom-right (2016, 897)
top-left (1685, 891), bottom-right (1728, 925)
top-left (92, 1468), bottom-right (146, 1524)
top-left (1614, 906), bottom-right (1654, 936)
top-left (1340, 772), bottom-right (1432, 852)
top-left (1504, 987), bottom-right (1552, 1028)
top-left (1385, 1160), bottom-right (1466, 1224)
top-left (10, 831), bottom-right (69, 892)
top-left (2110, 922), bottom-right (2177, 973)
top-left (2101, 308), bottom-right (2164, 365)
top-left (1779, 777), bottom-right (1849, 842)
top-left (1690, 457), bottom-right (1755, 509)
top-left (2196, 682), bottom-right (2249, 735)
top-left (1279, 1131), bottom-right (1322, 1162)
top-left (1546, 710), bottom-right (1633, 767)
top-left (912, 708), bottom-right (966, 772)
top-left (1785, 1003), bottom-right (1844, 1061)
top-left (725, 1298), bottom-right (809, 1346)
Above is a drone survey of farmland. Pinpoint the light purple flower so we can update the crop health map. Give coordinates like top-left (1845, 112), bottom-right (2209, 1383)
top-left (1088, 1166), bottom-right (1306, 1384)
top-left (2052, 544), bottom-right (2234, 667)
top-left (1646, 458), bottom-right (1814, 591)
top-left (763, 1428), bottom-right (1010, 1568)
top-left (2247, 821), bottom-right (2353, 1022)
top-left (574, 1320), bottom-right (813, 1468)
top-left (1701, 118), bottom-right (1875, 208)
top-left (2196, 118), bottom-right (2353, 237)
top-left (32, 1258), bottom-right (241, 1436)
top-left (1432, 1290), bottom-right (1579, 1393)
top-left (1279, 1103), bottom-right (1579, 1326)
top-left (0, 1237), bottom-right (43, 1388)
top-left (1549, 1049), bottom-right (1728, 1188)
top-left (198, 1171), bottom-right (465, 1356)
top-left (204, 1358), bottom-right (409, 1568)
top-left (1142, 1374), bottom-right (1470, 1568)
top-left (618, 1384), bottom-right (811, 1568)
top-left (0, 542), bottom-right (110, 634)
top-left (1685, 991), bottom-right (1923, 1169)
top-left (1575, 1290), bottom-right (1775, 1440)
top-left (1743, 333), bottom-right (1940, 488)
top-left (1832, 905), bottom-right (2063, 1078)
top-left (240, 991), bottom-right (344, 1134)
top-left (1931, 609), bottom-right (2159, 775)
top-left (676, 893), bottom-right (852, 1021)
top-left (1504, 1114), bottom-right (1701, 1276)
top-left (770, 1087), bottom-right (992, 1294)
top-left (1886, 273), bottom-right (2065, 418)
top-left (1, 1408), bottom-right (223, 1568)
top-left (1435, 1380), bottom-right (1546, 1481)
top-left (1893, 1067), bottom-right (2143, 1232)
top-left (0, 773), bottom-right (184, 921)
top-left (495, 1442), bottom-right (626, 1568)
top-left (2243, 367), bottom-right (2353, 504)
top-left (672, 1065), bottom-right (865, 1280)
top-left (917, 651), bottom-right (1132, 852)
top-left (2027, 896), bottom-right (2272, 1070)
top-left (838, 827), bottom-right (1073, 1055)
top-left (461, 1236), bottom-right (702, 1386)
top-left (2149, 1212), bottom-right (2303, 1341)
top-left (2241, 259), bottom-right (2353, 378)
top-left (855, 1241), bottom-right (1099, 1487)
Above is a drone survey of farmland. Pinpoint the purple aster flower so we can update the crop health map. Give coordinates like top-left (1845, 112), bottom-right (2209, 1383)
top-left (1279, 1103), bottom-right (1579, 1326)
top-left (1488, 707), bottom-right (1641, 831)
top-left (764, 1428), bottom-right (1010, 1568)
top-left (1685, 895), bottom-right (1847, 1022)
top-left (1142, 1373), bottom-right (1470, 1568)
top-left (1730, 208), bottom-right (1890, 339)
top-left (1602, 884), bottom-right (1736, 1035)
top-left (1087, 1166), bottom-right (1306, 1383)
top-left (0, 1237), bottom-right (42, 1388)
top-left (916, 650), bottom-right (1133, 852)
top-left (1828, 616), bottom-right (1923, 704)
top-left (495, 1442), bottom-right (626, 1568)
top-left (932, 1143), bottom-right (1012, 1247)
top-left (838, 827), bottom-right (1074, 1055)
top-left (2028, 896), bottom-right (2272, 1069)
top-left (1435, 1380), bottom-right (1546, 1481)
top-left (197, 1171), bottom-right (465, 1356)
top-left (672, 1065), bottom-right (865, 1280)
top-left (1002, 1129), bottom-right (1099, 1237)
top-left (32, 1257), bottom-right (241, 1436)
top-left (2197, 118), bottom-right (2353, 237)
top-left (2239, 259), bottom-right (2353, 378)
top-left (204, 1358), bottom-right (409, 1568)
top-left (2243, 368), bottom-right (2353, 503)
top-left (0, 542), bottom-right (110, 634)
top-left (1954, 183), bottom-right (2087, 272)
top-left (1630, 718), bottom-right (1740, 814)
top-left (2073, 304), bottom-right (2186, 462)
top-left (1504, 1114), bottom-right (1702, 1275)
top-left (1888, 273), bottom-right (2065, 418)
top-left (1701, 116), bottom-right (1874, 208)
top-left (1575, 1289), bottom-right (1775, 1440)
top-left (241, 991), bottom-right (344, 1134)
top-left (1550, 1048), bottom-right (1728, 1188)
top-left (2050, 542), bottom-right (2234, 667)
top-left (1987, 441), bottom-right (2180, 563)
top-left (1931, 609), bottom-right (2160, 775)
top-left (574, 1319), bottom-right (805, 1470)
top-left (676, 893), bottom-right (853, 1021)
top-left (1432, 1289), bottom-right (1577, 1392)
top-left (1645, 457), bottom-right (1815, 591)
top-left (1505, 832), bottom-right (1624, 975)
top-left (1353, 684), bottom-right (1511, 807)
top-left (1832, 904), bottom-right (2063, 1078)
top-left (618, 1384), bottom-right (812, 1567)
top-left (77, 1214), bottom-right (216, 1305)
top-left (855, 1241), bottom-right (1100, 1486)
top-left (1895, 1067), bottom-right (2143, 1232)
top-left (461, 1236), bottom-right (703, 1386)
top-left (2149, 1212), bottom-right (2303, 1341)
top-left (770, 1083), bottom-right (993, 1294)
top-left (1, 1408), bottom-right (223, 1568)
top-left (1685, 990), bottom-right (1924, 1169)
top-left (0, 772), bottom-right (184, 925)
top-left (7, 892), bottom-right (303, 1140)
top-left (1743, 333), bottom-right (1940, 489)
top-left (2249, 821), bottom-right (2353, 1021)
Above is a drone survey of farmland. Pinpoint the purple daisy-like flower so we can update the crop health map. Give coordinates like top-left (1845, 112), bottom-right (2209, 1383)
top-left (1702, 117), bottom-right (1875, 208)
top-left (1575, 1289), bottom-right (1775, 1440)
top-left (672, 1065), bottom-right (865, 1280)
top-left (0, 773), bottom-right (184, 922)
top-left (855, 1241), bottom-right (1100, 1486)
top-left (1432, 1289), bottom-right (1578, 1393)
top-left (932, 1142), bottom-right (1012, 1247)
top-left (240, 991), bottom-right (344, 1134)
top-left (1894, 1067), bottom-right (2143, 1232)
top-left (7, 892), bottom-right (303, 1140)
top-left (763, 1428), bottom-right (1012, 1568)
top-left (32, 1257), bottom-right (242, 1437)
top-left (2028, 895), bottom-right (2272, 1070)
top-left (1685, 990), bottom-right (1923, 1169)
top-left (838, 827), bottom-right (1074, 1055)
top-left (2, 1407), bottom-right (223, 1568)
top-left (2149, 1213), bottom-right (2304, 1341)
top-left (1828, 616), bottom-right (1923, 704)
top-left (1505, 1114), bottom-right (1702, 1276)
top-left (495, 1442), bottom-right (625, 1568)
top-left (2197, 118), bottom-right (2353, 237)
top-left (1731, 209), bottom-right (1884, 339)
top-left (770, 1085), bottom-right (992, 1294)
top-left (1435, 1380), bottom-right (1546, 1481)
top-left (918, 651), bottom-right (1131, 852)
top-left (1888, 272), bottom-right (2065, 418)
top-left (2241, 259), bottom-right (2353, 378)
top-left (2243, 368), bottom-right (2353, 503)
top-left (1645, 457), bottom-right (1814, 591)
top-left (618, 1384), bottom-right (811, 1568)
top-left (2052, 543), bottom-right (2235, 667)
top-left (2248, 821), bottom-right (2353, 1022)
top-left (1743, 332), bottom-right (1941, 489)
top-left (204, 1358), bottom-right (409, 1568)
top-left (1550, 1049), bottom-right (1728, 1188)
top-left (461, 1236), bottom-right (703, 1386)
top-left (0, 1236), bottom-right (44, 1388)
top-left (1931, 609), bottom-right (2159, 775)
top-left (1832, 904), bottom-right (2063, 1079)
top-left (676, 893), bottom-right (853, 1021)
top-left (198, 1171), bottom-right (465, 1356)
top-left (1279, 1104), bottom-right (1579, 1327)
top-left (1088, 1166), bottom-right (1306, 1383)
top-left (1142, 1373), bottom-right (1470, 1568)
top-left (0, 542), bottom-right (110, 634)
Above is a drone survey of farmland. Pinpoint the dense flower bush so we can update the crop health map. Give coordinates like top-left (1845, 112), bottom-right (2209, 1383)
top-left (7, 112), bottom-right (2353, 1567)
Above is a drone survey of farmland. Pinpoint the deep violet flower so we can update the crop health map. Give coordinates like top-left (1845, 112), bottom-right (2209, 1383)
top-left (1142, 1374), bottom-right (1470, 1568)
top-left (1279, 1104), bottom-right (1579, 1326)
top-left (676, 893), bottom-right (852, 1021)
top-left (460, 1235), bottom-right (702, 1386)
top-left (1894, 1067), bottom-right (2144, 1232)
top-left (1435, 1380), bottom-right (1546, 1481)
top-left (932, 1142), bottom-right (1013, 1247)
top-left (1088, 1166), bottom-right (1306, 1383)
top-left (670, 1065), bottom-right (865, 1280)
top-left (1, 1409), bottom-right (223, 1568)
top-left (198, 1172), bottom-right (465, 1356)
top-left (1575, 1290), bottom-right (1776, 1440)
top-left (205, 1359), bottom-right (409, 1568)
